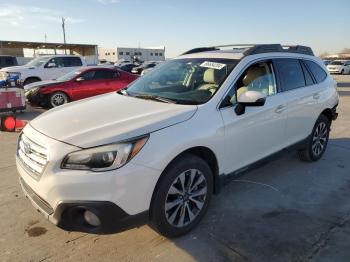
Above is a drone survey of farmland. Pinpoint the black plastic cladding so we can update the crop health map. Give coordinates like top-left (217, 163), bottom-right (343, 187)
top-left (182, 44), bottom-right (314, 57)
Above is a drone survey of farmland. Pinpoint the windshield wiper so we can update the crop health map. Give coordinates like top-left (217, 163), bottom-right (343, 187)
top-left (133, 94), bottom-right (177, 104)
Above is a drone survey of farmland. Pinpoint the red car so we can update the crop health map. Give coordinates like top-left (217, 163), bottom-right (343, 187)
top-left (25, 67), bottom-right (138, 108)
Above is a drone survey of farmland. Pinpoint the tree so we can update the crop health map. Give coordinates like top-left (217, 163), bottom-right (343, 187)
top-left (319, 51), bottom-right (330, 58)
top-left (340, 48), bottom-right (350, 54)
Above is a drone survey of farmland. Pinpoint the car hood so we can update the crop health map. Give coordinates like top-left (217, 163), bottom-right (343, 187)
top-left (24, 79), bottom-right (65, 90)
top-left (30, 93), bottom-right (197, 148)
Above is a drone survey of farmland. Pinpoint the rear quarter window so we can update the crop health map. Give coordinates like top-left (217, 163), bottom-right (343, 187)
top-left (304, 60), bottom-right (327, 83)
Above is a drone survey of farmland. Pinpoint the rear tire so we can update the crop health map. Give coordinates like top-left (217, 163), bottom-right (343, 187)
top-left (49, 92), bottom-right (69, 108)
top-left (298, 115), bottom-right (330, 162)
top-left (150, 154), bottom-right (213, 238)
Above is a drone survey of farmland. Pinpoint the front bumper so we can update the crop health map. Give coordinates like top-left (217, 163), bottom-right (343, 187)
top-left (26, 92), bottom-right (46, 106)
top-left (20, 176), bottom-right (148, 234)
top-left (328, 69), bottom-right (342, 74)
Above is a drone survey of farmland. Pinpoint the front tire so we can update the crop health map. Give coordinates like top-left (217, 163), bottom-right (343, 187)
top-left (150, 154), bottom-right (213, 238)
top-left (49, 92), bottom-right (69, 108)
top-left (298, 115), bottom-right (330, 162)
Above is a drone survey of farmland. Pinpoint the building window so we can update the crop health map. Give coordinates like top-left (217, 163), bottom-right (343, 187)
top-left (159, 53), bottom-right (163, 56)
top-left (112, 52), bottom-right (115, 55)
top-left (105, 52), bottom-right (108, 55)
top-left (126, 52), bottom-right (130, 55)
top-left (119, 52), bottom-right (123, 55)
top-left (150, 53), bottom-right (153, 56)
top-left (155, 53), bottom-right (158, 56)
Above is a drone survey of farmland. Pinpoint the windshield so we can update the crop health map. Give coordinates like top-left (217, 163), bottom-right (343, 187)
top-left (56, 70), bottom-right (81, 81)
top-left (125, 58), bottom-right (238, 105)
top-left (26, 57), bottom-right (50, 67)
top-left (330, 61), bottom-right (344, 65)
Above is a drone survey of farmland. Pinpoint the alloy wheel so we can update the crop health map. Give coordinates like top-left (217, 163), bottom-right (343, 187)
top-left (165, 169), bottom-right (207, 228)
top-left (51, 93), bottom-right (67, 107)
top-left (312, 122), bottom-right (328, 156)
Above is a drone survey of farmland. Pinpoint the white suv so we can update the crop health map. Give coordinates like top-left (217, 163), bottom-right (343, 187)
top-left (326, 60), bottom-right (350, 74)
top-left (1, 55), bottom-right (87, 86)
top-left (16, 44), bottom-right (339, 237)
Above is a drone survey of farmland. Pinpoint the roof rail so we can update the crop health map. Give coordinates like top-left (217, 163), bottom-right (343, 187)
top-left (182, 44), bottom-right (314, 56)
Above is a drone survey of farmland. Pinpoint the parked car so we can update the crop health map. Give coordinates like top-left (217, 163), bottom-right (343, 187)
top-left (114, 60), bottom-right (132, 67)
top-left (17, 44), bottom-right (338, 238)
top-left (0, 55), bottom-right (87, 86)
top-left (117, 63), bottom-right (138, 73)
top-left (131, 62), bottom-right (158, 75)
top-left (25, 67), bottom-right (138, 108)
top-left (326, 60), bottom-right (350, 74)
top-left (0, 55), bottom-right (18, 69)
top-left (323, 60), bottom-right (332, 66)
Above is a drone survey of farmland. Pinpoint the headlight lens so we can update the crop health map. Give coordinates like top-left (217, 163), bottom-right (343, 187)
top-left (7, 72), bottom-right (21, 80)
top-left (25, 87), bottom-right (39, 96)
top-left (61, 136), bottom-right (148, 171)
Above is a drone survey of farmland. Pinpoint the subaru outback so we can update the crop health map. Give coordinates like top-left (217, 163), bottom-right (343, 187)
top-left (16, 44), bottom-right (339, 237)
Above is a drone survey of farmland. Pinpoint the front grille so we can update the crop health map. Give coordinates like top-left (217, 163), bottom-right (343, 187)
top-left (20, 177), bottom-right (54, 215)
top-left (17, 133), bottom-right (48, 180)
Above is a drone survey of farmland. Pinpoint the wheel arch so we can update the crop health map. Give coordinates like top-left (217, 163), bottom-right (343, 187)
top-left (24, 76), bottom-right (42, 84)
top-left (320, 108), bottom-right (333, 123)
top-left (151, 146), bottom-right (220, 202)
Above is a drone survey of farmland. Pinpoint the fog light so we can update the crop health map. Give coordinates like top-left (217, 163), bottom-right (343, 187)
top-left (83, 210), bottom-right (101, 227)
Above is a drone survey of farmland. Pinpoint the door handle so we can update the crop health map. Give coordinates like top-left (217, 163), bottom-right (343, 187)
top-left (313, 93), bottom-right (320, 100)
top-left (275, 105), bottom-right (286, 114)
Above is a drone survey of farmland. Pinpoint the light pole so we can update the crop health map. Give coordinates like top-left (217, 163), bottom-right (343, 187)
top-left (62, 17), bottom-right (67, 54)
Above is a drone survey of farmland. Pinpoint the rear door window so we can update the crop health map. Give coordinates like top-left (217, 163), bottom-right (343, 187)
top-left (63, 57), bottom-right (83, 67)
top-left (303, 60), bottom-right (327, 83)
top-left (94, 69), bottom-right (115, 79)
top-left (275, 59), bottom-right (305, 91)
top-left (5, 57), bottom-right (16, 66)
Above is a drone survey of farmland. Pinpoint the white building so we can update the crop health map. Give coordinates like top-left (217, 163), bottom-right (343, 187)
top-left (117, 47), bottom-right (165, 62)
top-left (98, 47), bottom-right (117, 63)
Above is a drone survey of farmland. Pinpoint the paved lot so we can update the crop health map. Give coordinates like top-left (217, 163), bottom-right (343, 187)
top-left (1, 75), bottom-right (350, 262)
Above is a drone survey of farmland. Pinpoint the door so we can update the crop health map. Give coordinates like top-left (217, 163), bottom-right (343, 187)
top-left (220, 60), bottom-right (288, 174)
top-left (70, 69), bottom-right (116, 100)
top-left (93, 69), bottom-right (118, 94)
top-left (274, 58), bottom-right (321, 146)
top-left (62, 57), bottom-right (83, 75)
top-left (43, 57), bottom-right (68, 80)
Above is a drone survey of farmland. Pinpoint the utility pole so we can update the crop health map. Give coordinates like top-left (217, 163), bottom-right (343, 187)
top-left (44, 33), bottom-right (47, 43)
top-left (61, 17), bottom-right (67, 54)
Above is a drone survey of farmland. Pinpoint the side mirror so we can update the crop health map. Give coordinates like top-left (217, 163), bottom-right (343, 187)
top-left (235, 90), bottom-right (266, 115)
top-left (46, 62), bottom-right (56, 68)
top-left (76, 77), bottom-right (84, 82)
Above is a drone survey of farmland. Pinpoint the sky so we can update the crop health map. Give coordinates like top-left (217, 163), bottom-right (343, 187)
top-left (0, 0), bottom-right (349, 58)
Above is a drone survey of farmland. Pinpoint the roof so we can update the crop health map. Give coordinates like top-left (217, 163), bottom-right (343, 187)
top-left (179, 44), bottom-right (314, 60)
top-left (0, 40), bottom-right (97, 48)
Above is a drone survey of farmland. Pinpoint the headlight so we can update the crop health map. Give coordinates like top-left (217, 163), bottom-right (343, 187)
top-left (7, 72), bottom-right (21, 80)
top-left (61, 136), bottom-right (149, 171)
top-left (25, 87), bottom-right (40, 95)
